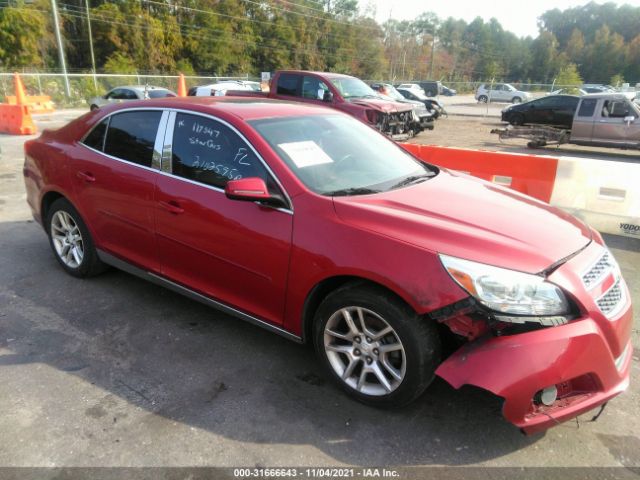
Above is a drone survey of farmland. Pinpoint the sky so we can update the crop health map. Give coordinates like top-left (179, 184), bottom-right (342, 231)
top-left (368, 0), bottom-right (640, 38)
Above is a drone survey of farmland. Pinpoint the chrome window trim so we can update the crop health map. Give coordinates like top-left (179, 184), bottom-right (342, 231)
top-left (76, 106), bottom-right (294, 214)
top-left (161, 111), bottom-right (176, 173)
top-left (162, 108), bottom-right (294, 213)
top-left (152, 111), bottom-right (170, 171)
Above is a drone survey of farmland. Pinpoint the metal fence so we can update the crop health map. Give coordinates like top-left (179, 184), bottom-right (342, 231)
top-left (0, 72), bottom-right (251, 106)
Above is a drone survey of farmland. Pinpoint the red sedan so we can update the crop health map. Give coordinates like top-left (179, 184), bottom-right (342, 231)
top-left (23, 97), bottom-right (632, 433)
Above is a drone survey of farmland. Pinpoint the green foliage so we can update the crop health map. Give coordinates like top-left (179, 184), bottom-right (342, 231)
top-left (0, 2), bottom-right (49, 68)
top-left (555, 63), bottom-right (582, 87)
top-left (610, 74), bottom-right (624, 87)
top-left (4, 0), bottom-right (640, 87)
top-left (104, 53), bottom-right (137, 74)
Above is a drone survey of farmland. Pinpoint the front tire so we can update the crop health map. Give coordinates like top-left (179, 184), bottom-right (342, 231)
top-left (512, 97), bottom-right (523, 104)
top-left (46, 198), bottom-right (107, 278)
top-left (510, 113), bottom-right (525, 126)
top-left (90, 104), bottom-right (99, 111)
top-left (478, 95), bottom-right (488, 103)
top-left (313, 284), bottom-right (441, 408)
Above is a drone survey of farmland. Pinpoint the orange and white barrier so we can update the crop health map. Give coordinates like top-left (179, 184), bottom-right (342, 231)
top-left (0, 73), bottom-right (37, 135)
top-left (400, 144), bottom-right (640, 239)
top-left (6, 95), bottom-right (55, 114)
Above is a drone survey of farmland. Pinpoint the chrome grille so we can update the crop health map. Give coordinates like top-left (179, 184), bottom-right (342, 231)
top-left (582, 250), bottom-right (615, 289)
top-left (596, 280), bottom-right (624, 317)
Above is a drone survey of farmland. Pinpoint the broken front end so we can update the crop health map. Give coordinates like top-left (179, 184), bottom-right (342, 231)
top-left (433, 241), bottom-right (633, 434)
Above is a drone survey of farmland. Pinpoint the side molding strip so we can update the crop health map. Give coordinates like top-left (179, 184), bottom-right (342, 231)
top-left (97, 249), bottom-right (303, 343)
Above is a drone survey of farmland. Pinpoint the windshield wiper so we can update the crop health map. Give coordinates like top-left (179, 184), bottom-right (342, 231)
top-left (323, 187), bottom-right (381, 196)
top-left (391, 173), bottom-right (434, 189)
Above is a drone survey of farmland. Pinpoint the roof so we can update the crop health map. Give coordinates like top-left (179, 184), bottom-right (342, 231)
top-left (111, 85), bottom-right (172, 91)
top-left (101, 95), bottom-right (338, 121)
top-left (276, 70), bottom-right (355, 79)
top-left (581, 92), bottom-right (632, 100)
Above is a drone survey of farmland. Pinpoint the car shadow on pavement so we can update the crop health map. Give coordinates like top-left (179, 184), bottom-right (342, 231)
top-left (0, 220), bottom-right (543, 466)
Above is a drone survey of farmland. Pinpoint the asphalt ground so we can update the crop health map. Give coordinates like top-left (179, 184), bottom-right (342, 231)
top-left (0, 110), bottom-right (638, 472)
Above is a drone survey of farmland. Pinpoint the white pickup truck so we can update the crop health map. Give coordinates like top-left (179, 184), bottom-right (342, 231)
top-left (493, 93), bottom-right (640, 149)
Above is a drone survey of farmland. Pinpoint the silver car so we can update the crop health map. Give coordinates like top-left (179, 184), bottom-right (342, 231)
top-left (476, 83), bottom-right (531, 104)
top-left (89, 85), bottom-right (176, 110)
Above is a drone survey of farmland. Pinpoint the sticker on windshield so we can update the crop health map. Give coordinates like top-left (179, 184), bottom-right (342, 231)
top-left (278, 141), bottom-right (333, 168)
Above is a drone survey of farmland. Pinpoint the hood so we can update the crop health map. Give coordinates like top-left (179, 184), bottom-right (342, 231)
top-left (347, 97), bottom-right (413, 113)
top-left (332, 170), bottom-right (592, 274)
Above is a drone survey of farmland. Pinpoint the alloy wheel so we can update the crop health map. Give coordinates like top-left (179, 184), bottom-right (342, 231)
top-left (51, 211), bottom-right (84, 269)
top-left (323, 306), bottom-right (406, 396)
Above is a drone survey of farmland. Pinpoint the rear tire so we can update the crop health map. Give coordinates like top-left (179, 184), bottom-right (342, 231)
top-left (46, 198), bottom-right (107, 278)
top-left (478, 95), bottom-right (488, 103)
top-left (313, 283), bottom-right (441, 408)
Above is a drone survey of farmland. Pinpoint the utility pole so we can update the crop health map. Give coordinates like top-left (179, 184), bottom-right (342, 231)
top-left (85, 0), bottom-right (98, 90)
top-left (428, 33), bottom-right (436, 79)
top-left (51, 0), bottom-right (71, 98)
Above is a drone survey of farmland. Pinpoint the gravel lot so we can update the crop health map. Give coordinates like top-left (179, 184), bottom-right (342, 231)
top-left (0, 110), bottom-right (638, 474)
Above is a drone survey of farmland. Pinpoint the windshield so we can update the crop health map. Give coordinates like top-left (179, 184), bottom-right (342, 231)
top-left (250, 115), bottom-right (437, 196)
top-left (384, 86), bottom-right (405, 101)
top-left (330, 77), bottom-right (379, 99)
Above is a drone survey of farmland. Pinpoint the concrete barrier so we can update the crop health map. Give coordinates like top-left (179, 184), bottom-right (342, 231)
top-left (400, 144), bottom-right (640, 239)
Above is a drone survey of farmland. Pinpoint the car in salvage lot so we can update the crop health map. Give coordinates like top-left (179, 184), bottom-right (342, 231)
top-left (476, 83), bottom-right (532, 104)
top-left (369, 83), bottom-right (434, 132)
top-left (501, 95), bottom-right (580, 127)
top-left (23, 96), bottom-right (632, 434)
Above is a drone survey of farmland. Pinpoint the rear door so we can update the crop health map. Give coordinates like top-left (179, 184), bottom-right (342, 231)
top-left (570, 98), bottom-right (598, 142)
top-left (72, 109), bottom-right (164, 270)
top-left (154, 112), bottom-right (293, 325)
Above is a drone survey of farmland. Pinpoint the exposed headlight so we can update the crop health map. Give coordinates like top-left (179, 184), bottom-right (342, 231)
top-left (439, 254), bottom-right (570, 316)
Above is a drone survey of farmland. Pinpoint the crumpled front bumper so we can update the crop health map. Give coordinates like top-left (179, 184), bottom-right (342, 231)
top-left (436, 241), bottom-right (633, 434)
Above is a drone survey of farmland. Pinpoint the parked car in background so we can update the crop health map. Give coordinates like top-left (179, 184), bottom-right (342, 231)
top-left (417, 81), bottom-right (442, 97)
top-left (24, 96), bottom-right (632, 434)
top-left (397, 87), bottom-right (447, 118)
top-left (582, 84), bottom-right (615, 94)
top-left (370, 83), bottom-right (434, 132)
top-left (89, 86), bottom-right (175, 110)
top-left (475, 83), bottom-right (531, 104)
top-left (396, 83), bottom-right (425, 95)
top-left (441, 85), bottom-right (457, 96)
top-left (549, 88), bottom-right (587, 96)
top-left (501, 95), bottom-right (580, 127)
top-left (188, 80), bottom-right (260, 96)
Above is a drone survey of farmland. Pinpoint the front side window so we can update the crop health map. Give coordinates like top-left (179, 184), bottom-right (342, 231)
top-left (171, 113), bottom-right (270, 190)
top-left (103, 111), bottom-right (162, 167)
top-left (603, 100), bottom-right (629, 118)
top-left (302, 76), bottom-right (329, 100)
top-left (82, 117), bottom-right (109, 151)
top-left (106, 89), bottom-right (125, 100)
top-left (251, 114), bottom-right (437, 196)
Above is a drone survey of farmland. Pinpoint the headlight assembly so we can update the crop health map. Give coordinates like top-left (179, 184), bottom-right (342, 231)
top-left (439, 254), bottom-right (570, 318)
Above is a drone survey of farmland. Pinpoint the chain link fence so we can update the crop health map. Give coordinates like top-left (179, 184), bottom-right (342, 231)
top-left (0, 72), bottom-right (252, 107)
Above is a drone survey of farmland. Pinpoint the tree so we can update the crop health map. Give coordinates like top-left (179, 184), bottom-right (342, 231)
top-left (0, 2), bottom-right (49, 69)
top-left (555, 62), bottom-right (582, 88)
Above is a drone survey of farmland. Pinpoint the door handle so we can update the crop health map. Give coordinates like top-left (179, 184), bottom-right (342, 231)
top-left (76, 171), bottom-right (95, 182)
top-left (159, 200), bottom-right (184, 214)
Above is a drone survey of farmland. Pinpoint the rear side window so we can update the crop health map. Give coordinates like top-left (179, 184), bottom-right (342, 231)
top-left (577, 99), bottom-right (597, 117)
top-left (148, 90), bottom-right (175, 98)
top-left (171, 113), bottom-right (269, 189)
top-left (277, 74), bottom-right (300, 96)
top-left (82, 118), bottom-right (109, 151)
top-left (104, 111), bottom-right (162, 167)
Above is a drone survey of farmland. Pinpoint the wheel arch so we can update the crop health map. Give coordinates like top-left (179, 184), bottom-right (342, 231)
top-left (40, 190), bottom-right (66, 232)
top-left (301, 275), bottom-right (415, 344)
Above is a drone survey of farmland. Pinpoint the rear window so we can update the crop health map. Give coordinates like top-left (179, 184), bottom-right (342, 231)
top-left (277, 74), bottom-right (300, 96)
top-left (104, 111), bottom-right (162, 167)
top-left (82, 118), bottom-right (109, 151)
top-left (577, 99), bottom-right (597, 117)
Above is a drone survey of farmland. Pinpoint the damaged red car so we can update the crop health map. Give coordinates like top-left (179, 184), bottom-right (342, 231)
top-left (24, 97), bottom-right (632, 433)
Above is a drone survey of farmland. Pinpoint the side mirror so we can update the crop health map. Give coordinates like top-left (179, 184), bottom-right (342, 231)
top-left (624, 115), bottom-right (635, 125)
top-left (323, 91), bottom-right (334, 103)
top-left (225, 177), bottom-right (286, 208)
